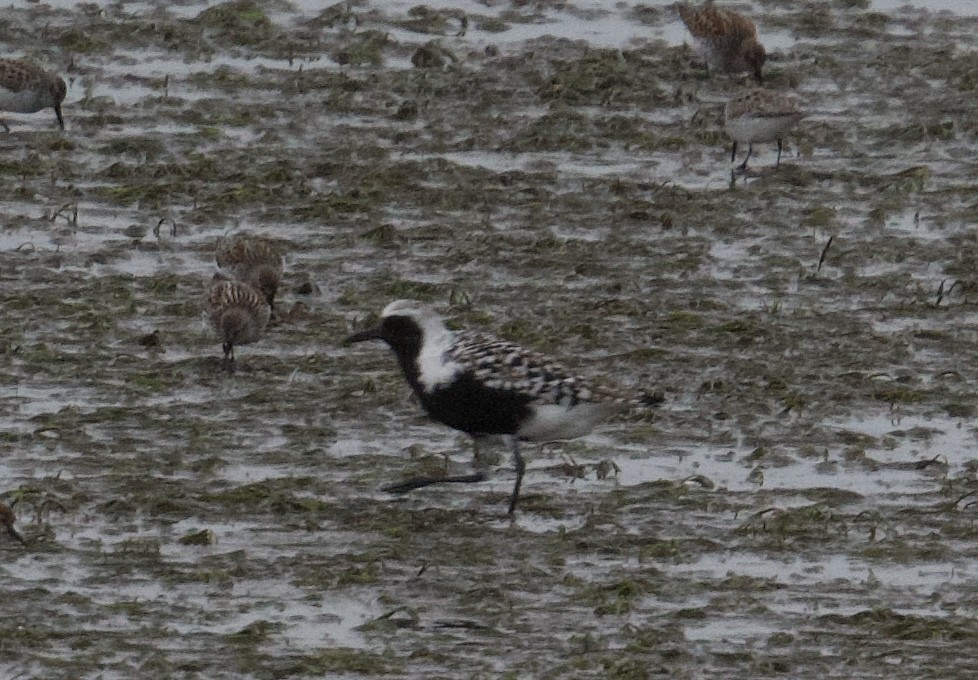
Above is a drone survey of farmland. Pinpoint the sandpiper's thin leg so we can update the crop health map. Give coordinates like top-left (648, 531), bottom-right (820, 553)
top-left (223, 342), bottom-right (235, 374)
top-left (737, 143), bottom-right (753, 172)
top-left (730, 140), bottom-right (738, 164)
top-left (776, 139), bottom-right (783, 168)
top-left (507, 438), bottom-right (526, 515)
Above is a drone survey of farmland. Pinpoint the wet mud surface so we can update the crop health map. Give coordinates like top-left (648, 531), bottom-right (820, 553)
top-left (4, 0), bottom-right (978, 677)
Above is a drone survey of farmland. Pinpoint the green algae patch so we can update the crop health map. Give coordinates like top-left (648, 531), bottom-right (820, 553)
top-left (286, 648), bottom-right (400, 675)
top-left (820, 608), bottom-right (978, 641)
top-left (203, 479), bottom-right (332, 515)
top-left (192, 0), bottom-right (276, 45)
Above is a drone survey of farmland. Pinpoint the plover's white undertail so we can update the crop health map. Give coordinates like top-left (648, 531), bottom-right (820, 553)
top-left (347, 299), bottom-right (662, 514)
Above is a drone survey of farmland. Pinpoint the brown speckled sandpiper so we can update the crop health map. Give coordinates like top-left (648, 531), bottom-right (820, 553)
top-left (215, 232), bottom-right (284, 310)
top-left (676, 1), bottom-right (766, 83)
top-left (207, 274), bottom-right (271, 373)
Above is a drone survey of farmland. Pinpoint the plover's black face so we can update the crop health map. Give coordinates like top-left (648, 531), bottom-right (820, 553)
top-left (347, 302), bottom-right (447, 381)
top-left (346, 300), bottom-right (439, 352)
top-left (347, 314), bottom-right (422, 350)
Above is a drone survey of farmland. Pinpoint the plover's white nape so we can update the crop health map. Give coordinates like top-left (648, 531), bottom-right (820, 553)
top-left (724, 88), bottom-right (804, 172)
top-left (206, 274), bottom-right (271, 373)
top-left (675, 1), bottom-right (766, 83)
top-left (347, 299), bottom-right (662, 514)
top-left (0, 59), bottom-right (66, 131)
top-left (215, 231), bottom-right (284, 311)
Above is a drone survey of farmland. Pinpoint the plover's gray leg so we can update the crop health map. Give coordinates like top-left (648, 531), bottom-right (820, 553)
top-left (507, 436), bottom-right (526, 515)
top-left (382, 472), bottom-right (486, 494)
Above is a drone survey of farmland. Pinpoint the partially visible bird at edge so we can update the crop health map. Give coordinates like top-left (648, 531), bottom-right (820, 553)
top-left (0, 58), bottom-right (66, 131)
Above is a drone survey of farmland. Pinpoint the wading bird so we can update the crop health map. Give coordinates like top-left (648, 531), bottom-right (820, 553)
top-left (207, 275), bottom-right (270, 373)
top-left (347, 300), bottom-right (662, 514)
top-left (0, 58), bottom-right (66, 131)
top-left (676, 1), bottom-right (766, 83)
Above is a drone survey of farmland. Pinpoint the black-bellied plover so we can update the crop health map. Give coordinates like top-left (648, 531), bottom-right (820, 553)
top-left (206, 274), bottom-right (270, 373)
top-left (676, 1), bottom-right (766, 83)
top-left (725, 88), bottom-right (804, 171)
top-left (347, 300), bottom-right (661, 514)
top-left (0, 59), bottom-right (66, 131)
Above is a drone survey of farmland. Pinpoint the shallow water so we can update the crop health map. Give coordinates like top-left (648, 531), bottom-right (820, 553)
top-left (4, 0), bottom-right (978, 678)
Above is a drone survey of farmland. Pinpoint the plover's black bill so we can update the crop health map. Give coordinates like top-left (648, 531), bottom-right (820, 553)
top-left (346, 325), bottom-right (383, 344)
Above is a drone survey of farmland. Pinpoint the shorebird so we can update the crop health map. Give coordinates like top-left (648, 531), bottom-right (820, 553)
top-left (725, 88), bottom-right (804, 171)
top-left (0, 59), bottom-right (66, 131)
top-left (206, 274), bottom-right (270, 373)
top-left (347, 300), bottom-right (662, 514)
top-left (215, 232), bottom-right (284, 310)
top-left (675, 1), bottom-right (766, 83)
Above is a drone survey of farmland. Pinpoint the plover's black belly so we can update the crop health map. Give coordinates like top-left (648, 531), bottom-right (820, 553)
top-left (418, 372), bottom-right (534, 437)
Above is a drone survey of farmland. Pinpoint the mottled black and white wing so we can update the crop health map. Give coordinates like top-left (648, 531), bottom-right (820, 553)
top-left (448, 332), bottom-right (619, 407)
